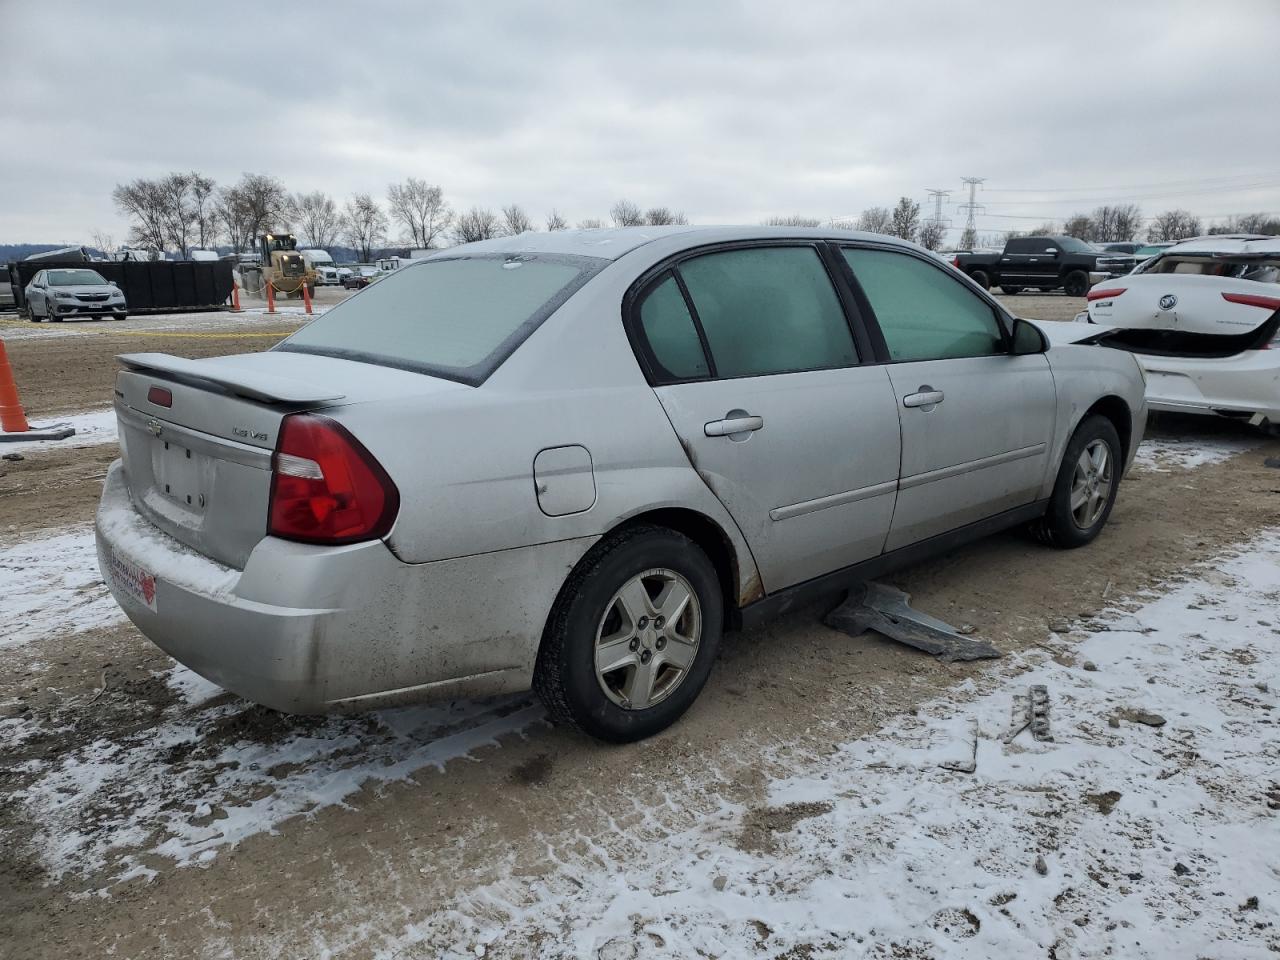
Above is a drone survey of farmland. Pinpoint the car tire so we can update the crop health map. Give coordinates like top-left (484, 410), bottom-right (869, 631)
top-left (1031, 414), bottom-right (1123, 549)
top-left (1001, 285), bottom-right (1024, 295)
top-left (114, 312), bottom-right (127, 321)
top-left (534, 523), bottom-right (723, 743)
top-left (1063, 270), bottom-right (1089, 297)
top-left (969, 269), bottom-right (991, 290)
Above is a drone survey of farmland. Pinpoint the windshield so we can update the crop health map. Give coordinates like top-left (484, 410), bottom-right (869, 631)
top-left (1056, 236), bottom-right (1097, 253)
top-left (1142, 256), bottom-right (1280, 283)
top-left (48, 269), bottom-right (107, 286)
top-left (277, 253), bottom-right (605, 383)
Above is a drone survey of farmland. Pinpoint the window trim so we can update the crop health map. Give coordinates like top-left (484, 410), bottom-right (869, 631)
top-left (833, 241), bottom-right (1016, 364)
top-left (622, 239), bottom-right (873, 386)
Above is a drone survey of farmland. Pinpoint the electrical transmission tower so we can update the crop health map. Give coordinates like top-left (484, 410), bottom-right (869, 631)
top-left (925, 188), bottom-right (951, 228)
top-left (958, 177), bottom-right (985, 244)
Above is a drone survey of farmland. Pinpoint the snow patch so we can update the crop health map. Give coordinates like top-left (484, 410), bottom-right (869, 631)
top-left (371, 534), bottom-right (1280, 959)
top-left (1133, 433), bottom-right (1259, 472)
top-left (0, 526), bottom-right (124, 649)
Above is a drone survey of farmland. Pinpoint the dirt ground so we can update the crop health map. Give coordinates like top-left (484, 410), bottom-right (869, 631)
top-left (1, 294), bottom-right (1278, 958)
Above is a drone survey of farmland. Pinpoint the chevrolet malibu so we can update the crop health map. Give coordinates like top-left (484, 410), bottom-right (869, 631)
top-left (97, 227), bottom-right (1147, 742)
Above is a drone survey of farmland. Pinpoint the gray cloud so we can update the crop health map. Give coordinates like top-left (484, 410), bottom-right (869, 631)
top-left (3, 0), bottom-right (1278, 244)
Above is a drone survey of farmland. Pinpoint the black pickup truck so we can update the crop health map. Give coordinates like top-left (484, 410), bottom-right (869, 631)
top-left (953, 236), bottom-right (1135, 296)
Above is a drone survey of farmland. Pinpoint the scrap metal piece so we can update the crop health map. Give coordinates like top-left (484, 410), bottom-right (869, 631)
top-left (1029, 684), bottom-right (1053, 742)
top-left (1004, 689), bottom-right (1032, 743)
top-left (0, 421), bottom-right (75, 443)
top-left (825, 582), bottom-right (1003, 662)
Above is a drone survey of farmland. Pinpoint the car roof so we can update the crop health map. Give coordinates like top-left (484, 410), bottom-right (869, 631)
top-left (428, 225), bottom-right (929, 262)
top-left (1163, 235), bottom-right (1280, 255)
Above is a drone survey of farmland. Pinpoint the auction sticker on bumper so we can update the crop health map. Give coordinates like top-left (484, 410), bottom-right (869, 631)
top-left (108, 549), bottom-right (157, 612)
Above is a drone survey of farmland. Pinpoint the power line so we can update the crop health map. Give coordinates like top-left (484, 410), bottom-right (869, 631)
top-left (986, 171), bottom-right (1279, 194)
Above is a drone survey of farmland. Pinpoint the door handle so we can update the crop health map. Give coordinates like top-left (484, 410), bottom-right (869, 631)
top-left (704, 414), bottom-right (764, 437)
top-left (902, 387), bottom-right (944, 410)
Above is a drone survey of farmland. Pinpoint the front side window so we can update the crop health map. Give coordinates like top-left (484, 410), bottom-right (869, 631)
top-left (48, 269), bottom-right (106, 286)
top-left (676, 246), bottom-right (856, 378)
top-left (635, 273), bottom-right (709, 382)
top-left (843, 248), bottom-right (1006, 362)
top-left (277, 253), bottom-right (604, 383)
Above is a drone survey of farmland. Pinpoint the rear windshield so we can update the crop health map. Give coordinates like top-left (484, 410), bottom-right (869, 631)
top-left (48, 269), bottom-right (107, 285)
top-left (276, 253), bottom-right (604, 384)
top-left (1140, 256), bottom-right (1280, 283)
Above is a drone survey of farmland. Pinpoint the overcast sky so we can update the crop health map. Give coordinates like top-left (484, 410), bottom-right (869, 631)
top-left (3, 0), bottom-right (1278, 245)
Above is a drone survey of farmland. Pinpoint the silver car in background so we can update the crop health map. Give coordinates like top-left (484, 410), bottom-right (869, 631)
top-left (25, 267), bottom-right (128, 321)
top-left (96, 226), bottom-right (1146, 742)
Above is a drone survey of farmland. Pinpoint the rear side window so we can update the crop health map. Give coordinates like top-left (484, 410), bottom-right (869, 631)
top-left (843, 248), bottom-right (1005, 362)
top-left (677, 246), bottom-right (856, 378)
top-left (277, 253), bottom-right (604, 384)
top-left (635, 274), bottom-right (709, 381)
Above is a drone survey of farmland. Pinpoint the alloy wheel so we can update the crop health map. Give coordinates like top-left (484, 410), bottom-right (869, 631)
top-left (1070, 439), bottom-right (1113, 529)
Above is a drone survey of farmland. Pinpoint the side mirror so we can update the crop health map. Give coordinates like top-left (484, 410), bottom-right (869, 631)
top-left (108, 280), bottom-right (118, 287)
top-left (1011, 317), bottom-right (1048, 355)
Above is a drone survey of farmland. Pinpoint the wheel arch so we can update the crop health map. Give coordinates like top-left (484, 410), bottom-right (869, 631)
top-left (1081, 394), bottom-right (1133, 462)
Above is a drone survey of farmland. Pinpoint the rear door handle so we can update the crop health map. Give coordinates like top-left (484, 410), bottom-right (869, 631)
top-left (704, 414), bottom-right (764, 437)
top-left (902, 387), bottom-right (944, 410)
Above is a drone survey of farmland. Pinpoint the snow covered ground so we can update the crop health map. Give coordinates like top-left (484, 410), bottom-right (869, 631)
top-left (0, 525), bottom-right (123, 649)
top-left (369, 535), bottom-right (1280, 960)
top-left (0, 408), bottom-right (116, 453)
top-left (1132, 432), bottom-right (1261, 472)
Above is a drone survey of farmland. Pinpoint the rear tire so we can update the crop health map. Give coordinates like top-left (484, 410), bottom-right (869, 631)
top-left (1031, 414), bottom-right (1123, 549)
top-left (1063, 270), bottom-right (1089, 297)
top-left (534, 524), bottom-right (723, 743)
top-left (969, 269), bottom-right (991, 290)
top-left (1001, 285), bottom-right (1024, 295)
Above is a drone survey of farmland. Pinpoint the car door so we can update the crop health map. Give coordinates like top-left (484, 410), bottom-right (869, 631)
top-left (27, 271), bottom-right (45, 315)
top-left (631, 244), bottom-right (902, 592)
top-left (840, 246), bottom-right (1057, 551)
top-left (999, 238), bottom-right (1059, 288)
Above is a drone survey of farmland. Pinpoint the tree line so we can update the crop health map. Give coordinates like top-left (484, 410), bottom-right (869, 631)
top-left (990, 205), bottom-right (1280, 248)
top-left (110, 173), bottom-right (688, 260)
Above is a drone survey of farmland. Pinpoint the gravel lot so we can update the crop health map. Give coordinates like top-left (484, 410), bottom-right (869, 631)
top-left (1, 293), bottom-right (1278, 958)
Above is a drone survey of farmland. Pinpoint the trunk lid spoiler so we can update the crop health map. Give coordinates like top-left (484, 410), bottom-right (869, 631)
top-left (118, 352), bottom-right (345, 404)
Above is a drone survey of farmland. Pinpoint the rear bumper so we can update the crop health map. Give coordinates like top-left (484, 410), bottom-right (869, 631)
top-left (1137, 351), bottom-right (1280, 422)
top-left (95, 461), bottom-right (597, 713)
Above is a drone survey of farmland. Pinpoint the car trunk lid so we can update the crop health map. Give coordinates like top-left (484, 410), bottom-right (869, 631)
top-left (113, 351), bottom-right (466, 568)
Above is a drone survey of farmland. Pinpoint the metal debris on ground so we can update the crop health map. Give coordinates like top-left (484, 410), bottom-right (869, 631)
top-left (1005, 684), bottom-right (1053, 743)
top-left (825, 582), bottom-right (1003, 661)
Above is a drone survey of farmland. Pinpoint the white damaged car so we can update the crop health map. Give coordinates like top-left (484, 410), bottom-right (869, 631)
top-left (1078, 235), bottom-right (1280, 430)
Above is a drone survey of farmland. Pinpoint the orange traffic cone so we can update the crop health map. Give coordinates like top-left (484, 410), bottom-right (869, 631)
top-left (266, 280), bottom-right (276, 315)
top-left (230, 284), bottom-right (243, 313)
top-left (301, 282), bottom-right (313, 316)
top-left (0, 340), bottom-right (30, 434)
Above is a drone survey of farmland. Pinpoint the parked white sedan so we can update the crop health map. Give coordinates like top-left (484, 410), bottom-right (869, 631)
top-left (1078, 235), bottom-right (1280, 430)
top-left (96, 226), bottom-right (1147, 742)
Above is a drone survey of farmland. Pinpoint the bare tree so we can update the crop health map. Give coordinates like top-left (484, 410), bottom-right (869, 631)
top-left (918, 220), bottom-right (946, 251)
top-left (888, 197), bottom-right (920, 242)
top-left (386, 178), bottom-right (452, 248)
top-left (344, 193), bottom-right (388, 261)
top-left (1208, 212), bottom-right (1280, 235)
top-left (1147, 209), bottom-right (1202, 243)
top-left (235, 173), bottom-right (292, 238)
top-left (609, 199), bottom-right (644, 227)
top-left (292, 191), bottom-right (346, 249)
top-left (501, 203), bottom-right (534, 236)
top-left (112, 178), bottom-right (171, 254)
top-left (644, 206), bottom-right (688, 225)
top-left (158, 172), bottom-right (201, 256)
top-left (764, 215), bottom-right (821, 227)
top-left (453, 207), bottom-right (501, 244)
top-left (856, 206), bottom-right (893, 234)
top-left (1089, 204), bottom-right (1143, 242)
top-left (545, 210), bottom-right (569, 231)
top-left (577, 218), bottom-right (604, 230)
top-left (188, 173), bottom-right (218, 249)
top-left (215, 185), bottom-right (254, 253)
top-left (1063, 213), bottom-right (1093, 240)
top-left (90, 230), bottom-right (117, 258)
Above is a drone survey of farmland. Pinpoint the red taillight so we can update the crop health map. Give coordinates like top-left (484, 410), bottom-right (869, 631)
top-left (268, 414), bottom-right (399, 545)
top-left (1222, 292), bottom-right (1280, 312)
top-left (1086, 287), bottom-right (1127, 302)
top-left (147, 386), bottom-right (173, 407)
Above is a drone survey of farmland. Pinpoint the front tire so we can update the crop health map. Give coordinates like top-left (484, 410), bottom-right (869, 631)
top-left (534, 524), bottom-right (723, 743)
top-left (1032, 414), bottom-right (1123, 548)
top-left (1063, 270), bottom-right (1089, 297)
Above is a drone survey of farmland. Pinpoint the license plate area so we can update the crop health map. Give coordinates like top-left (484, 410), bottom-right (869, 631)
top-left (108, 548), bottom-right (157, 612)
top-left (154, 440), bottom-right (207, 510)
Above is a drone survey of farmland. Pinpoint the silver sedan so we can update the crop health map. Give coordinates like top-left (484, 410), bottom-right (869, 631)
top-left (96, 226), bottom-right (1147, 742)
top-left (25, 267), bottom-right (128, 321)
